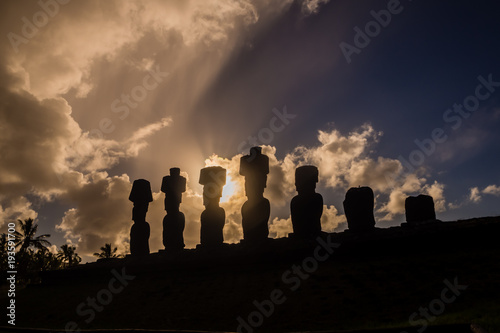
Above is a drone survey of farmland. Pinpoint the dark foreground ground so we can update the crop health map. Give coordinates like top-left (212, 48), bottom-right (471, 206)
top-left (2, 217), bottom-right (500, 333)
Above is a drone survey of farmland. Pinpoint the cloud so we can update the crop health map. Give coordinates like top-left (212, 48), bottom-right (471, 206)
top-left (46, 244), bottom-right (59, 255)
top-left (46, 122), bottom-right (455, 260)
top-left (0, 75), bottom-right (82, 223)
top-left (0, 24), bottom-right (175, 223)
top-left (347, 157), bottom-right (402, 192)
top-left (1, 0), bottom-right (329, 249)
top-left (2, 0), bottom-right (469, 259)
top-left (56, 173), bottom-right (133, 257)
top-left (126, 117), bottom-right (172, 152)
top-left (469, 187), bottom-right (482, 203)
top-left (0, 86), bottom-right (80, 195)
top-left (2, 0), bottom-right (263, 100)
top-left (377, 177), bottom-right (448, 219)
top-left (483, 185), bottom-right (500, 196)
top-left (0, 80), bottom-right (452, 255)
top-left (422, 181), bottom-right (446, 212)
top-left (184, 0), bottom-right (258, 45)
top-left (0, 70), bottom-right (169, 255)
top-left (282, 124), bottom-right (385, 190)
top-left (0, 196), bottom-right (37, 226)
top-left (0, 68), bottom-right (171, 226)
top-left (65, 117), bottom-right (172, 172)
top-left (468, 184), bottom-right (500, 203)
top-left (273, 123), bottom-right (449, 221)
top-left (269, 217), bottom-right (292, 238)
top-left (301, 0), bottom-right (331, 15)
top-left (321, 204), bottom-right (346, 232)
top-left (379, 189), bottom-right (406, 219)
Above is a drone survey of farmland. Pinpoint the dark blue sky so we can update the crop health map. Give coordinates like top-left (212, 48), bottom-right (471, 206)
top-left (191, 0), bottom-right (500, 204)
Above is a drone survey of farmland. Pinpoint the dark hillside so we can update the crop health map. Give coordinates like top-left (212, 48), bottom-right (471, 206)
top-left (4, 217), bottom-right (500, 332)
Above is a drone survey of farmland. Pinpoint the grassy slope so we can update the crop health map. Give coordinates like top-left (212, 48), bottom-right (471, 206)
top-left (4, 217), bottom-right (500, 332)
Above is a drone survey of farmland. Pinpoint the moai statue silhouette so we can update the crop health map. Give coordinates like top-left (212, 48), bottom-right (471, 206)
top-left (290, 165), bottom-right (323, 238)
top-left (240, 146), bottom-right (270, 242)
top-left (129, 179), bottom-right (153, 255)
top-left (343, 186), bottom-right (376, 233)
top-left (405, 194), bottom-right (436, 224)
top-left (161, 167), bottom-right (187, 251)
top-left (199, 166), bottom-right (226, 247)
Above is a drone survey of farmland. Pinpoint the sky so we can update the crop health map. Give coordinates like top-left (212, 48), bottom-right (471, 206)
top-left (1, 0), bottom-right (499, 263)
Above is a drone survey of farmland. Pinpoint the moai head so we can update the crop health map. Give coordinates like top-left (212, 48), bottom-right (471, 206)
top-left (161, 167), bottom-right (187, 212)
top-left (295, 165), bottom-right (319, 195)
top-left (129, 179), bottom-right (153, 222)
top-left (199, 166), bottom-right (226, 208)
top-left (239, 146), bottom-right (269, 199)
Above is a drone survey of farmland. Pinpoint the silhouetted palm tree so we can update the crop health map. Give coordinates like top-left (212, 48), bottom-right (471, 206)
top-left (14, 218), bottom-right (51, 253)
top-left (93, 243), bottom-right (122, 259)
top-left (57, 244), bottom-right (81, 267)
top-left (31, 248), bottom-right (62, 271)
top-left (0, 233), bottom-right (7, 253)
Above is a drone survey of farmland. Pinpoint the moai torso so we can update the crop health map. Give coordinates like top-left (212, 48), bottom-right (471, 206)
top-left (241, 197), bottom-right (270, 241)
top-left (291, 165), bottom-right (323, 238)
top-left (129, 179), bottom-right (153, 255)
top-left (199, 166), bottom-right (226, 247)
top-left (200, 205), bottom-right (225, 246)
top-left (343, 186), bottom-right (376, 233)
top-left (161, 168), bottom-right (186, 251)
top-left (240, 147), bottom-right (270, 242)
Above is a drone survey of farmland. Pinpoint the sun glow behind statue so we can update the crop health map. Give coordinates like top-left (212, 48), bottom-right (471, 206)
top-left (204, 154), bottom-right (242, 203)
top-left (220, 175), bottom-right (237, 203)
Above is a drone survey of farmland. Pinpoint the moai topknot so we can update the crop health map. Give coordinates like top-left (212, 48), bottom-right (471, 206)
top-left (161, 167), bottom-right (187, 251)
top-left (240, 146), bottom-right (270, 242)
top-left (129, 179), bottom-right (153, 256)
top-left (343, 186), bottom-right (376, 233)
top-left (405, 194), bottom-right (436, 224)
top-left (199, 166), bottom-right (226, 247)
top-left (290, 165), bottom-right (323, 239)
